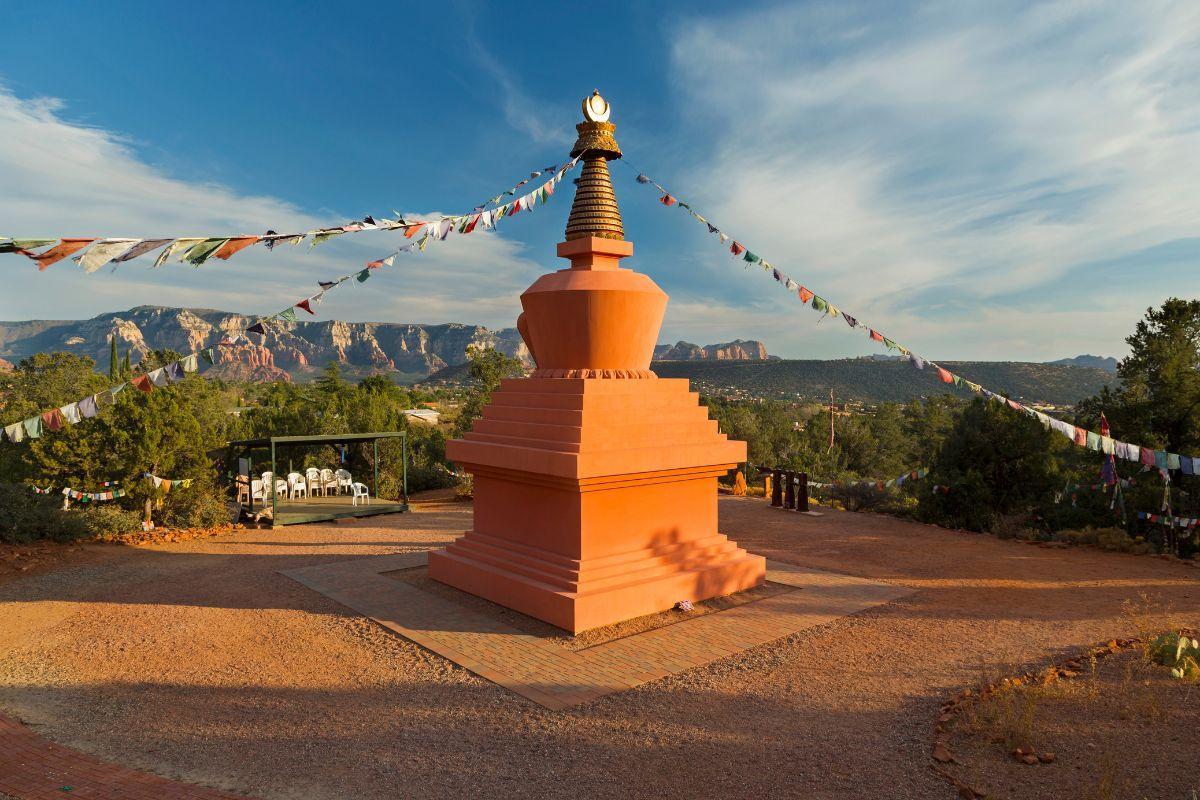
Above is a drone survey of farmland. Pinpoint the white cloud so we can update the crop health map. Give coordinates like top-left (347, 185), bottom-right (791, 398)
top-left (0, 85), bottom-right (546, 330)
top-left (665, 0), bottom-right (1200, 358)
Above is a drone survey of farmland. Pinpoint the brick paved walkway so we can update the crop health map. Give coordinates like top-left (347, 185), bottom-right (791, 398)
top-left (282, 553), bottom-right (911, 710)
top-left (0, 713), bottom-right (253, 800)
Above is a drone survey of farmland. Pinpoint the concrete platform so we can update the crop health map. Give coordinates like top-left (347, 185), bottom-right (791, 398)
top-left (281, 551), bottom-right (912, 710)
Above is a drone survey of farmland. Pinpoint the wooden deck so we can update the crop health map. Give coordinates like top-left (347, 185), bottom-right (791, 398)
top-left (248, 494), bottom-right (408, 527)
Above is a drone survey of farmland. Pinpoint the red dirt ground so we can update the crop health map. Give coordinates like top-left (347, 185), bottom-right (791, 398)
top-left (0, 496), bottom-right (1197, 799)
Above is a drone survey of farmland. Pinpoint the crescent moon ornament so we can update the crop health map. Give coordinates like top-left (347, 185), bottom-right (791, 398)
top-left (582, 90), bottom-right (611, 123)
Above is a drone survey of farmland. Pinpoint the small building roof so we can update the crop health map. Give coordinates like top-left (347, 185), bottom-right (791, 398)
top-left (227, 431), bottom-right (405, 449)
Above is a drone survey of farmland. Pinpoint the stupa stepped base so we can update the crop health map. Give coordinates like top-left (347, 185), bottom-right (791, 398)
top-left (428, 530), bottom-right (766, 633)
top-left (431, 376), bottom-right (765, 633)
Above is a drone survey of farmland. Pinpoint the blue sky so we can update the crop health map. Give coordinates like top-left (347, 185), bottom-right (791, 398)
top-left (1, 0), bottom-right (1197, 361)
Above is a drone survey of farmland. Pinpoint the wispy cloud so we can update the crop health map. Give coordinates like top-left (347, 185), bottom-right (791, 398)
top-left (663, 0), bottom-right (1200, 358)
top-left (461, 20), bottom-right (571, 146)
top-left (0, 85), bottom-right (545, 329)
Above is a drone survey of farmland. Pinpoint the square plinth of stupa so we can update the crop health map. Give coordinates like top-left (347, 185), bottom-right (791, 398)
top-left (428, 376), bottom-right (767, 633)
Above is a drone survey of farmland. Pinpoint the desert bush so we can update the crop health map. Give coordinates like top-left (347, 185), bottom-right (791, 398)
top-left (158, 483), bottom-right (231, 530)
top-left (827, 483), bottom-right (886, 512)
top-left (1097, 528), bottom-right (1152, 554)
top-left (1148, 632), bottom-right (1200, 680)
top-left (1057, 528), bottom-right (1101, 546)
top-left (75, 505), bottom-right (143, 540)
top-left (0, 483), bottom-right (88, 543)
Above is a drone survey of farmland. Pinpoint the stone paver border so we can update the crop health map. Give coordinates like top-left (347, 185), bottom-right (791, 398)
top-left (282, 552), bottom-right (912, 710)
top-left (0, 712), bottom-right (253, 800)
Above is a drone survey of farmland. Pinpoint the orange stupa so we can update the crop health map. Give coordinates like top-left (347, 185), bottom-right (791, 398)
top-left (428, 91), bottom-right (766, 633)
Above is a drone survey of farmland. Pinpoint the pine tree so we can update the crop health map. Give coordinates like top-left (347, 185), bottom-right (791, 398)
top-left (108, 336), bottom-right (119, 381)
top-left (122, 350), bottom-right (131, 378)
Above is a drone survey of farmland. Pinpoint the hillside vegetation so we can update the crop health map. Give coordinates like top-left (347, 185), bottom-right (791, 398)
top-left (652, 358), bottom-right (1114, 405)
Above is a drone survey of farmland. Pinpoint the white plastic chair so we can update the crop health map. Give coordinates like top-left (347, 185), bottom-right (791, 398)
top-left (274, 477), bottom-right (288, 499)
top-left (305, 467), bottom-right (323, 497)
top-left (335, 469), bottom-right (353, 494)
top-left (287, 472), bottom-right (307, 499)
top-left (320, 468), bottom-right (337, 495)
top-left (250, 479), bottom-right (267, 504)
top-left (350, 482), bottom-right (370, 506)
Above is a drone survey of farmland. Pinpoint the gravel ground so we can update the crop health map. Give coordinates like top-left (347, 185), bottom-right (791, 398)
top-left (0, 496), bottom-right (1197, 800)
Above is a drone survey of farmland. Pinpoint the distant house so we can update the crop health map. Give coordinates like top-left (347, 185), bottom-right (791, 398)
top-left (402, 408), bottom-right (441, 425)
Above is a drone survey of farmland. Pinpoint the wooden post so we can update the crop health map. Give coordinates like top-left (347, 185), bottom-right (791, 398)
top-left (402, 432), bottom-right (409, 504)
top-left (270, 440), bottom-right (277, 522)
top-left (770, 468), bottom-right (783, 507)
top-left (373, 439), bottom-right (380, 500)
top-left (797, 472), bottom-right (809, 512)
top-left (783, 470), bottom-right (796, 510)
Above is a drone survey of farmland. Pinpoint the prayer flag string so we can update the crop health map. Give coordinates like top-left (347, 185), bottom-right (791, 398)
top-left (1, 349), bottom-right (214, 444)
top-left (1, 158), bottom-right (580, 274)
top-left (621, 159), bottom-right (1200, 478)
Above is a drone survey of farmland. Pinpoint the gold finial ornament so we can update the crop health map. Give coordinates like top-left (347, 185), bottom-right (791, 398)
top-left (582, 89), bottom-right (610, 122)
top-left (566, 90), bottom-right (624, 240)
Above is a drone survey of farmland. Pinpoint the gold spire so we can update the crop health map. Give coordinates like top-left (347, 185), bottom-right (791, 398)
top-left (565, 91), bottom-right (624, 241)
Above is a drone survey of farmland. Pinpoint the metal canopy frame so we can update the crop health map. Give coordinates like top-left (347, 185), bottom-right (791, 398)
top-left (227, 431), bottom-right (408, 524)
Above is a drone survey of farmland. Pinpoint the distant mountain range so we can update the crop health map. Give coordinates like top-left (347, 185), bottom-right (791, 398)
top-left (0, 307), bottom-right (1117, 404)
top-left (0, 307), bottom-right (771, 382)
top-left (653, 339), bottom-right (771, 361)
top-left (1046, 354), bottom-right (1119, 372)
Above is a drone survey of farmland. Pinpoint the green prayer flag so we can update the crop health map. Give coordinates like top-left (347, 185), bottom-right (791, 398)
top-left (310, 230), bottom-right (344, 248)
top-left (278, 307), bottom-right (297, 322)
top-left (2, 238), bottom-right (56, 253)
top-left (743, 251), bottom-right (760, 264)
top-left (811, 296), bottom-right (827, 312)
top-left (183, 238), bottom-right (228, 265)
top-left (883, 338), bottom-right (897, 351)
top-left (356, 269), bottom-right (371, 282)
top-left (22, 417), bottom-right (42, 439)
top-left (200, 348), bottom-right (214, 365)
top-left (1086, 431), bottom-right (1101, 450)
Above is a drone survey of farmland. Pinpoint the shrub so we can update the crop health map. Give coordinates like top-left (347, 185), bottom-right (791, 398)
top-left (76, 505), bottom-right (143, 540)
top-left (159, 483), bottom-right (231, 530)
top-left (1096, 528), bottom-right (1152, 555)
top-left (0, 483), bottom-right (89, 543)
top-left (1057, 528), bottom-right (1101, 546)
top-left (827, 483), bottom-right (886, 512)
top-left (1148, 632), bottom-right (1200, 680)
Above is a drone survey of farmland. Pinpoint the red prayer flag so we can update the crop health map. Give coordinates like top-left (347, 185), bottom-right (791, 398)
top-left (869, 329), bottom-right (884, 342)
top-left (730, 242), bottom-right (746, 256)
top-left (366, 260), bottom-right (383, 269)
top-left (1140, 446), bottom-right (1156, 467)
top-left (41, 408), bottom-right (64, 431)
top-left (464, 214), bottom-right (481, 234)
top-left (296, 299), bottom-right (314, 315)
top-left (31, 238), bottom-right (97, 270)
top-left (212, 236), bottom-right (260, 260)
top-left (798, 286), bottom-right (814, 304)
top-left (403, 224), bottom-right (425, 239)
top-left (1074, 427), bottom-right (1088, 447)
top-left (132, 374), bottom-right (153, 393)
top-left (936, 367), bottom-right (953, 383)
top-left (660, 194), bottom-right (678, 206)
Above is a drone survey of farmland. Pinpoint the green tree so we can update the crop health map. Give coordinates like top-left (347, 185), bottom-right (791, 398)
top-left (453, 346), bottom-right (524, 437)
top-left (920, 398), bottom-right (1061, 531)
top-left (108, 336), bottom-right (119, 381)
